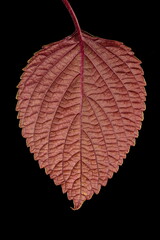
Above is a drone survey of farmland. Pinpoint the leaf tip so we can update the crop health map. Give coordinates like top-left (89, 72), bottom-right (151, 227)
top-left (70, 202), bottom-right (84, 211)
top-left (70, 197), bottom-right (88, 211)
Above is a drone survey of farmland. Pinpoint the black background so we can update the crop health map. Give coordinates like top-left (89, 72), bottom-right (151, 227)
top-left (4, 0), bottom-right (159, 236)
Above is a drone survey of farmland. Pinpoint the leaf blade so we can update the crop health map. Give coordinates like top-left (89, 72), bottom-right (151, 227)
top-left (16, 31), bottom-right (146, 209)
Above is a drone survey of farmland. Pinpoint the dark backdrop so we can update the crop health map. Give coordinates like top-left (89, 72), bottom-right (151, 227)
top-left (4, 0), bottom-right (159, 237)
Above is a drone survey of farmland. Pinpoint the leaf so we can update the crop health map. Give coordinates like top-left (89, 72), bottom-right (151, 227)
top-left (16, 0), bottom-right (146, 209)
top-left (16, 30), bottom-right (146, 209)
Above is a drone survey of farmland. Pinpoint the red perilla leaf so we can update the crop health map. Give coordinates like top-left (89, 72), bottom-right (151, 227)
top-left (16, 0), bottom-right (146, 210)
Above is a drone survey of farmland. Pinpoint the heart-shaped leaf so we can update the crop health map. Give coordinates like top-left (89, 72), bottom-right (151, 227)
top-left (16, 0), bottom-right (146, 209)
top-left (16, 30), bottom-right (146, 209)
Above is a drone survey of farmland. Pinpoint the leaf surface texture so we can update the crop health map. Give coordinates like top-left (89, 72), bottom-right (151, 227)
top-left (16, 31), bottom-right (146, 209)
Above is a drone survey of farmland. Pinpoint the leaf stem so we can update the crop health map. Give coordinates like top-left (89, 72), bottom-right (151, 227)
top-left (62, 0), bottom-right (83, 40)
